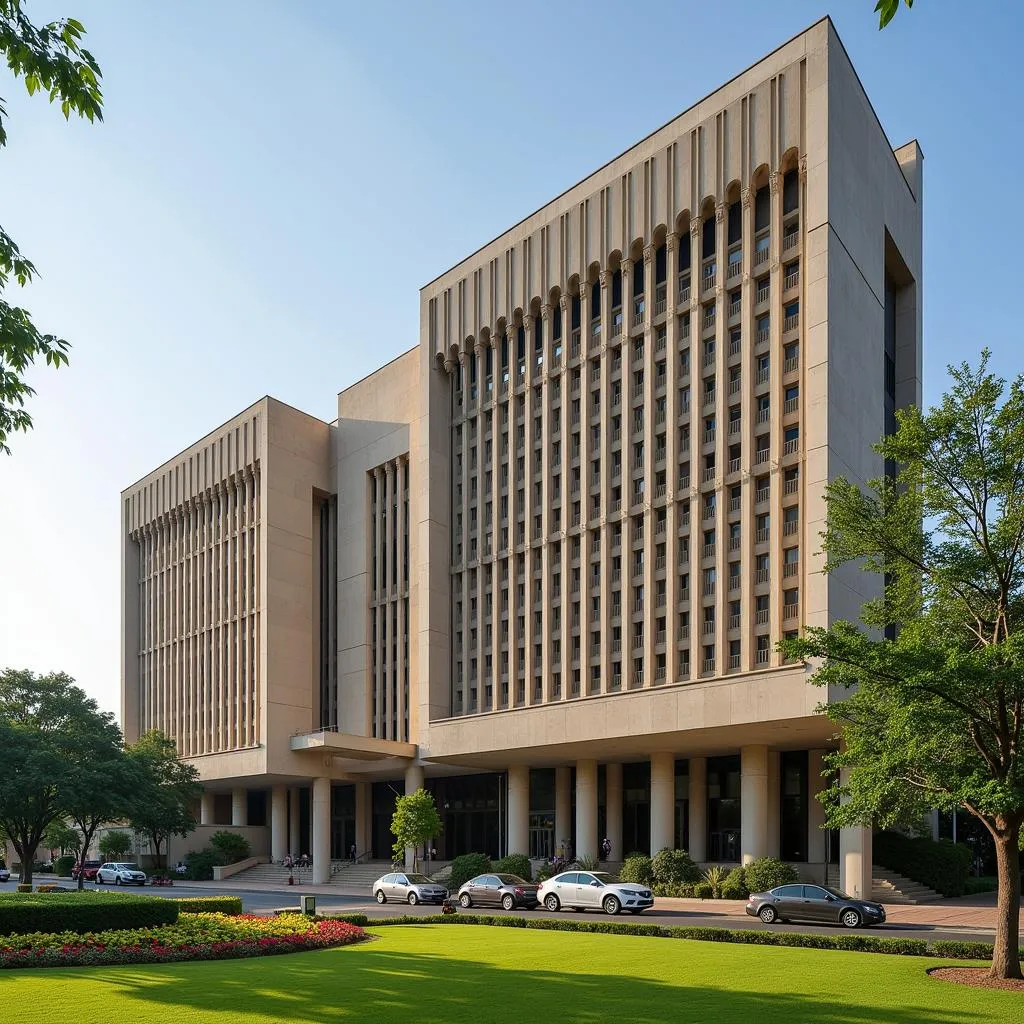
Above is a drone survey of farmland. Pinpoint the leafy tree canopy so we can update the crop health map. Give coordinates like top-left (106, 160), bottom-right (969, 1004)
top-left (390, 788), bottom-right (442, 869)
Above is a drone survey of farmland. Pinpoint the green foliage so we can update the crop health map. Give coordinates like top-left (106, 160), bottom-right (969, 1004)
top-left (54, 855), bottom-right (76, 877)
top-left (98, 830), bottom-right (132, 861)
top-left (651, 882), bottom-right (695, 898)
top-left (127, 731), bottom-right (200, 869)
top-left (777, 353), bottom-right (1024, 977)
top-left (619, 853), bottom-right (654, 886)
top-left (701, 865), bottom-right (727, 898)
top-left (493, 854), bottom-right (532, 882)
top-left (651, 848), bottom-right (701, 885)
top-left (742, 857), bottom-right (798, 894)
top-left (174, 896), bottom-right (243, 915)
top-left (183, 849), bottom-right (219, 881)
top-left (873, 831), bottom-right (971, 897)
top-left (0, 891), bottom-right (177, 935)
top-left (721, 867), bottom-right (749, 900)
top-left (208, 831), bottom-right (251, 865)
top-left (0, 1), bottom-right (104, 452)
top-left (572, 853), bottom-right (599, 871)
top-left (448, 853), bottom-right (491, 891)
top-left (874, 0), bottom-right (913, 30)
top-left (42, 822), bottom-right (81, 856)
top-left (389, 789), bottom-right (442, 869)
top-left (14, 885), bottom-right (30, 893)
top-left (693, 882), bottom-right (714, 899)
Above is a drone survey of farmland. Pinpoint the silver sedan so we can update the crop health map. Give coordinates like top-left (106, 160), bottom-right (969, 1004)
top-left (372, 871), bottom-right (448, 906)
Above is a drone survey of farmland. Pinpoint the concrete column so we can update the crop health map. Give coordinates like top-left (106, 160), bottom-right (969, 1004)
top-left (840, 826), bottom-right (873, 901)
top-left (650, 752), bottom-right (675, 853)
top-left (507, 765), bottom-right (530, 856)
top-left (687, 757), bottom-right (707, 862)
top-left (575, 759), bottom-right (598, 860)
top-left (311, 777), bottom-right (331, 884)
top-left (929, 808), bottom-right (940, 842)
top-left (270, 785), bottom-right (287, 864)
top-left (231, 787), bottom-right (247, 828)
top-left (404, 762), bottom-right (425, 869)
top-left (288, 787), bottom-right (301, 858)
top-left (555, 765), bottom-right (572, 857)
top-left (740, 745), bottom-right (769, 864)
top-left (200, 790), bottom-right (215, 826)
top-left (605, 762), bottom-right (623, 862)
top-left (766, 750), bottom-right (781, 858)
top-left (806, 749), bottom-right (828, 870)
top-left (355, 781), bottom-right (370, 859)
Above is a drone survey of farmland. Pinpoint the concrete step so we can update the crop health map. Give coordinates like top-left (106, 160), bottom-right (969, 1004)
top-left (824, 865), bottom-right (943, 904)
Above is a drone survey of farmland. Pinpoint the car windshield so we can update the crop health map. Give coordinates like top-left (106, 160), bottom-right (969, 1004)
top-left (823, 886), bottom-right (852, 900)
top-left (116, 864), bottom-right (138, 870)
top-left (592, 873), bottom-right (619, 883)
top-left (404, 874), bottom-right (433, 884)
top-left (495, 874), bottom-right (527, 884)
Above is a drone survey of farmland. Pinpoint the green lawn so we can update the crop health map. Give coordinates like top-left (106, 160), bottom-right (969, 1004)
top-left (0, 924), bottom-right (1016, 1023)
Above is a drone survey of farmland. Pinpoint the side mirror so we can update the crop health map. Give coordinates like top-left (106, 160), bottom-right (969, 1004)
top-left (590, 880), bottom-right (601, 887)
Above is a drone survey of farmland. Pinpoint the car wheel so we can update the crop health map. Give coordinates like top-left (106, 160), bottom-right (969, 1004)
top-left (115, 876), bottom-right (121, 886)
top-left (95, 875), bottom-right (103, 885)
top-left (459, 893), bottom-right (472, 908)
top-left (841, 908), bottom-right (862, 929)
top-left (375, 890), bottom-right (386, 904)
top-left (603, 896), bottom-right (621, 916)
top-left (544, 893), bottom-right (560, 912)
top-left (502, 894), bottom-right (515, 911)
top-left (758, 905), bottom-right (777, 924)
top-left (407, 891), bottom-right (418, 906)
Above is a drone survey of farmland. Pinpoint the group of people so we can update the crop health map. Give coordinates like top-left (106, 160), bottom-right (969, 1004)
top-left (282, 853), bottom-right (312, 870)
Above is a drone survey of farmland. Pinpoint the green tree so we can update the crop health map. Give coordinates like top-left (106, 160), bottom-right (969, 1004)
top-left (780, 353), bottom-right (1024, 980)
top-left (874, 0), bottom-right (914, 29)
top-left (0, 1), bottom-right (103, 453)
top-left (390, 788), bottom-right (442, 871)
top-left (0, 668), bottom-right (116, 884)
top-left (126, 730), bottom-right (200, 869)
top-left (42, 820), bottom-right (81, 857)
top-left (98, 828), bottom-right (132, 861)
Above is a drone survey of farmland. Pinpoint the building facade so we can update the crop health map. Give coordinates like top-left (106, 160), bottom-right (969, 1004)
top-left (120, 19), bottom-right (922, 898)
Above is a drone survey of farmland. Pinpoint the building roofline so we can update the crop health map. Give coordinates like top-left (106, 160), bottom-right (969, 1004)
top-left (420, 15), bottom-right (832, 291)
top-left (337, 344), bottom-right (419, 399)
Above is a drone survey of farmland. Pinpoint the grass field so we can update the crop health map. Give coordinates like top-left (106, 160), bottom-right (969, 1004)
top-left (0, 924), bottom-right (1016, 1023)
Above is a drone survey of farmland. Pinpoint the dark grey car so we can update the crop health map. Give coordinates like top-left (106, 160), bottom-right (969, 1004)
top-left (457, 873), bottom-right (540, 910)
top-left (745, 883), bottom-right (886, 928)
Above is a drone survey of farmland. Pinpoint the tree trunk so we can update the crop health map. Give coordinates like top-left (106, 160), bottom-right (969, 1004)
top-left (991, 826), bottom-right (1022, 980)
top-left (77, 824), bottom-right (97, 891)
top-left (14, 839), bottom-right (34, 886)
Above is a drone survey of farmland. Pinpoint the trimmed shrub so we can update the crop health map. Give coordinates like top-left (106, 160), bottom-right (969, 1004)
top-left (0, 891), bottom-right (178, 935)
top-left (619, 853), bottom-right (654, 887)
top-left (175, 896), bottom-right (243, 916)
top-left (693, 882), bottom-right (714, 899)
top-left (15, 886), bottom-right (31, 894)
top-left (720, 867), bottom-right (748, 900)
top-left (493, 854), bottom-right (532, 882)
top-left (651, 848), bottom-right (701, 885)
top-left (209, 831), bottom-right (252, 865)
top-left (652, 882), bottom-right (695, 898)
top-left (743, 857), bottom-right (798, 894)
top-left (183, 849), bottom-right (220, 881)
top-left (54, 855), bottom-right (77, 877)
top-left (931, 940), bottom-right (997, 960)
top-left (34, 885), bottom-right (69, 894)
top-left (448, 853), bottom-right (492, 891)
top-left (873, 831), bottom-right (971, 897)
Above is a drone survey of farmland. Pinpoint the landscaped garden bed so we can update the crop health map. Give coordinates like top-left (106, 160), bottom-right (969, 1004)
top-left (0, 912), bottom-right (365, 969)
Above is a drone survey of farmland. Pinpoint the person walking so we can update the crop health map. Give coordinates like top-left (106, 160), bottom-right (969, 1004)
top-left (601, 837), bottom-right (612, 861)
top-left (349, 844), bottom-right (357, 864)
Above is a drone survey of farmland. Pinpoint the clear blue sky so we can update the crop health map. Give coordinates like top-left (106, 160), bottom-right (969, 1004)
top-left (0, 1), bottom-right (1020, 717)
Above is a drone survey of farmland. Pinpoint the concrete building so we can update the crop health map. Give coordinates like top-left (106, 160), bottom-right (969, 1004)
top-left (120, 18), bottom-right (921, 898)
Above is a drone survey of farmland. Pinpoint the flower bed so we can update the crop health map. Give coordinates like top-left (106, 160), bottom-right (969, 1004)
top-left (0, 912), bottom-right (365, 969)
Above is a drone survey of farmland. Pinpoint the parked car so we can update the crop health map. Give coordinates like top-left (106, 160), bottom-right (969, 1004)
top-left (372, 871), bottom-right (448, 906)
top-left (745, 883), bottom-right (886, 928)
top-left (71, 860), bottom-right (102, 882)
top-left (457, 873), bottom-right (540, 910)
top-left (95, 862), bottom-right (148, 886)
top-left (0, 867), bottom-right (10, 883)
top-left (537, 871), bottom-right (653, 915)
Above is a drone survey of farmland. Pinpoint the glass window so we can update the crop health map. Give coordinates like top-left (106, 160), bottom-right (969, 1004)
top-left (773, 884), bottom-right (804, 898)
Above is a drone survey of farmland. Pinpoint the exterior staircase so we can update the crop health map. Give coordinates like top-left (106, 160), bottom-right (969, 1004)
top-left (825, 865), bottom-right (942, 904)
top-left (233, 859), bottom-right (450, 891)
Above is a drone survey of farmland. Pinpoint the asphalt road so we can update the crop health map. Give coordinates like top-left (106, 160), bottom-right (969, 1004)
top-left (135, 883), bottom-right (993, 944)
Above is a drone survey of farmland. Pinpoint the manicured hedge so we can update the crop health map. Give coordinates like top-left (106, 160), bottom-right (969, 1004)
top-left (448, 854), bottom-right (491, 891)
top-left (742, 857), bottom-right (798, 894)
top-left (174, 896), bottom-right (243, 916)
top-left (873, 831), bottom-right (971, 897)
top-left (493, 854), bottom-right (532, 882)
top-left (651, 849), bottom-right (701, 885)
top-left (327, 913), bottom-right (1024, 961)
top-left (0, 892), bottom-right (178, 936)
top-left (619, 854), bottom-right (654, 886)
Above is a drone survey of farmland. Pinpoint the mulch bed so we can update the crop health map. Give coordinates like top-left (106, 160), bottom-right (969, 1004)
top-left (928, 967), bottom-right (1024, 992)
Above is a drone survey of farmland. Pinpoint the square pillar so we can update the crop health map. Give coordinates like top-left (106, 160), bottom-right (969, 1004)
top-left (231, 788), bottom-right (247, 828)
top-left (604, 762), bottom-right (623, 863)
top-left (270, 785), bottom-right (287, 863)
top-left (687, 757), bottom-right (707, 862)
top-left (288, 787), bottom-right (301, 858)
top-left (355, 781), bottom-right (370, 859)
top-left (311, 777), bottom-right (331, 884)
top-left (555, 766), bottom-right (572, 858)
top-left (404, 762), bottom-right (425, 869)
top-left (807, 749), bottom-right (828, 872)
top-left (575, 759), bottom-right (598, 860)
top-left (507, 765), bottom-right (530, 856)
top-left (766, 750), bottom-right (781, 859)
top-left (840, 826), bottom-right (873, 900)
top-left (740, 745), bottom-right (769, 864)
top-left (200, 790), bottom-right (215, 826)
top-left (650, 752), bottom-right (675, 854)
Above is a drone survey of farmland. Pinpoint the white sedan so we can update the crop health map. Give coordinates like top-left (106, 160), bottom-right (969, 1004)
top-left (537, 870), bottom-right (653, 915)
top-left (95, 862), bottom-right (147, 886)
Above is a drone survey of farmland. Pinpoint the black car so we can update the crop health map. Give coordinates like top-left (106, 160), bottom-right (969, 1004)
top-left (745, 883), bottom-right (886, 928)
